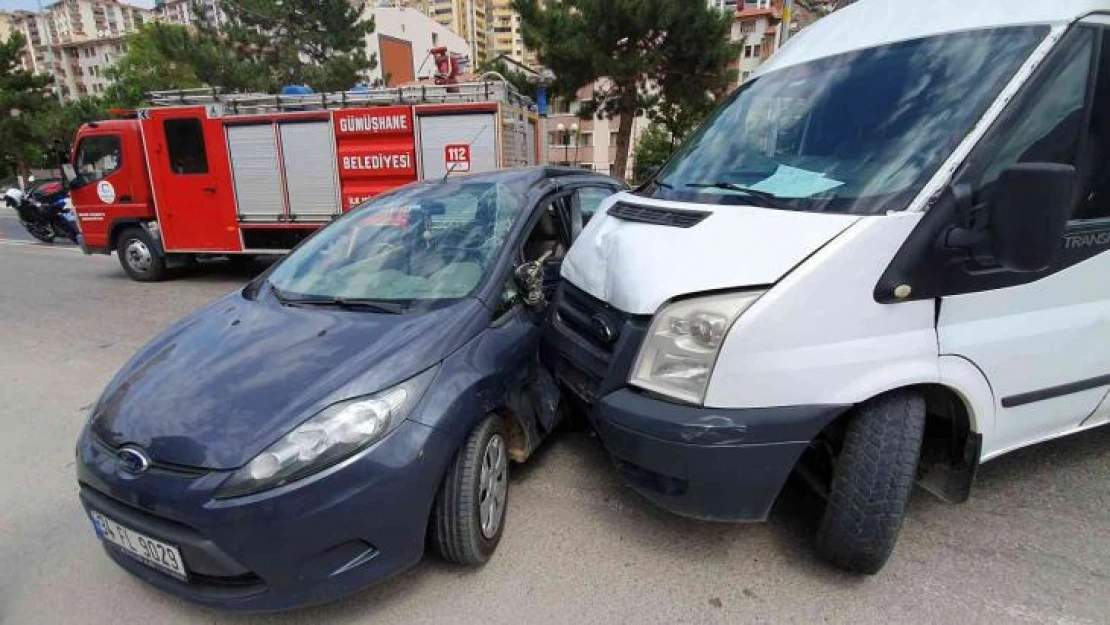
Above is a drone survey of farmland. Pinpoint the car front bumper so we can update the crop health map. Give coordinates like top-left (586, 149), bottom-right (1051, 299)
top-left (594, 389), bottom-right (849, 522)
top-left (76, 418), bottom-right (454, 611)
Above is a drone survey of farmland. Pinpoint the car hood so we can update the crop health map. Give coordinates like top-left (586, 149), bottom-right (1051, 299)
top-left (561, 193), bottom-right (860, 314)
top-left (91, 292), bottom-right (486, 470)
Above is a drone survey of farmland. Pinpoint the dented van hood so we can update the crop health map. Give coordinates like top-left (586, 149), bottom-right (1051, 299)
top-left (562, 193), bottom-right (860, 315)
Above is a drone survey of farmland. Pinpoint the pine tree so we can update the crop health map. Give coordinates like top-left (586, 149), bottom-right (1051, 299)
top-left (514, 0), bottom-right (737, 179)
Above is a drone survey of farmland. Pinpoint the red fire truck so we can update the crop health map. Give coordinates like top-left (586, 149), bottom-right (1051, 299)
top-left (66, 81), bottom-right (542, 281)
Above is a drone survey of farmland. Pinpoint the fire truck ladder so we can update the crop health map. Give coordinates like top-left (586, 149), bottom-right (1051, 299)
top-left (146, 81), bottom-right (532, 114)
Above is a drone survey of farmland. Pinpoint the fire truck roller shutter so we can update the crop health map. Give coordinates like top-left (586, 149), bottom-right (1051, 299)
top-left (280, 121), bottom-right (341, 221)
top-left (227, 124), bottom-right (285, 222)
top-left (418, 112), bottom-right (498, 180)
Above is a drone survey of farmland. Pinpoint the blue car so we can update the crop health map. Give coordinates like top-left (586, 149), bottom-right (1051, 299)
top-left (76, 168), bottom-right (625, 611)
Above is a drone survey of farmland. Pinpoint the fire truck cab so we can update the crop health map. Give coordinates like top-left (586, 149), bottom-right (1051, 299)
top-left (67, 82), bottom-right (542, 281)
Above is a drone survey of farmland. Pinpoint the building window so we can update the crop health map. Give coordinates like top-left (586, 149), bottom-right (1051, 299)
top-left (744, 45), bottom-right (752, 58)
top-left (740, 21), bottom-right (755, 35)
top-left (753, 44), bottom-right (762, 58)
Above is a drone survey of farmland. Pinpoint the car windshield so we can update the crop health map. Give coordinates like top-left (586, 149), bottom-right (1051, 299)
top-left (646, 26), bottom-right (1049, 215)
top-left (266, 178), bottom-right (526, 307)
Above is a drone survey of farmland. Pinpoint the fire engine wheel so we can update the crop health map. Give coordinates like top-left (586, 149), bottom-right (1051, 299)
top-left (117, 228), bottom-right (167, 282)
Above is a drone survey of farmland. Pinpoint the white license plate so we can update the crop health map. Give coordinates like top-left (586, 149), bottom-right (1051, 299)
top-left (90, 511), bottom-right (188, 580)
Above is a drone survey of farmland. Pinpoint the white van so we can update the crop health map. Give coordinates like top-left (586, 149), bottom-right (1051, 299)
top-left (546, 0), bottom-right (1110, 573)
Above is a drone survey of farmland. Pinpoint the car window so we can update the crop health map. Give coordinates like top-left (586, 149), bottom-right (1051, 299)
top-left (972, 28), bottom-right (1093, 211)
top-left (648, 26), bottom-right (1048, 215)
top-left (75, 136), bottom-right (122, 182)
top-left (164, 118), bottom-right (209, 175)
top-left (1074, 27), bottom-right (1110, 221)
top-left (574, 186), bottom-right (616, 223)
top-left (267, 179), bottom-right (527, 306)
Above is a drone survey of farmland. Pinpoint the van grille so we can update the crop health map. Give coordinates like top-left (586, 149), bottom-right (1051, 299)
top-left (607, 202), bottom-right (711, 228)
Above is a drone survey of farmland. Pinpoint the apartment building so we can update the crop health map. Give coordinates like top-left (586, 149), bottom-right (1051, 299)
top-left (487, 0), bottom-right (536, 67)
top-left (3, 1), bottom-right (151, 100)
top-left (412, 0), bottom-right (488, 64)
top-left (153, 0), bottom-right (224, 29)
top-left (543, 84), bottom-right (649, 179)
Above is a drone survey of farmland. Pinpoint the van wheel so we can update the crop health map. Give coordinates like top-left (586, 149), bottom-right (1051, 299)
top-left (430, 416), bottom-right (508, 565)
top-left (116, 227), bottom-right (167, 282)
top-left (815, 390), bottom-right (926, 574)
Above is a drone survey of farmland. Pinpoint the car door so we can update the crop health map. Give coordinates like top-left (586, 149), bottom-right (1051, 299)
top-left (937, 21), bottom-right (1110, 457)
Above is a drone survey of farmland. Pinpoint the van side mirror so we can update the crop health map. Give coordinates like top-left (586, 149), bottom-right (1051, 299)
top-left (989, 163), bottom-right (1076, 272)
top-left (946, 163), bottom-right (1075, 273)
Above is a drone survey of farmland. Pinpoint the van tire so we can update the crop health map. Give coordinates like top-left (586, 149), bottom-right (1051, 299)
top-left (116, 227), bottom-right (167, 282)
top-left (815, 390), bottom-right (926, 574)
top-left (430, 415), bottom-right (508, 565)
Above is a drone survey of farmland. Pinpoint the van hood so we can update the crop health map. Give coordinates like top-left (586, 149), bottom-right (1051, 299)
top-left (562, 193), bottom-right (860, 314)
top-left (90, 293), bottom-right (485, 470)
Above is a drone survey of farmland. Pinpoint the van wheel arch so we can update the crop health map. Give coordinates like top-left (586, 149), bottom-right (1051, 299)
top-left (801, 383), bottom-right (980, 505)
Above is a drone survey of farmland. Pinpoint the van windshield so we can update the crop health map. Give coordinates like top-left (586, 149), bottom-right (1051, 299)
top-left (646, 26), bottom-right (1049, 215)
top-left (266, 179), bottom-right (525, 309)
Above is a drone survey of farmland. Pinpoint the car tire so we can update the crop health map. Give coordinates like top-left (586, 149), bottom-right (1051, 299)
top-left (430, 415), bottom-right (508, 565)
top-left (815, 390), bottom-right (926, 574)
top-left (116, 227), bottom-right (167, 282)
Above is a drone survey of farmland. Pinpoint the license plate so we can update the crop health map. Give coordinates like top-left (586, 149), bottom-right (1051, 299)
top-left (90, 511), bottom-right (188, 580)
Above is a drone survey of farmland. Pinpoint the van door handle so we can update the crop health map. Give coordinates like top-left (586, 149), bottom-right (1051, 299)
top-left (202, 186), bottom-right (217, 194)
top-left (119, 195), bottom-right (132, 202)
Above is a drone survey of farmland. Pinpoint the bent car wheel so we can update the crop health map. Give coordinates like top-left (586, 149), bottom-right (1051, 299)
top-left (431, 415), bottom-right (508, 565)
top-left (117, 227), bottom-right (167, 282)
top-left (815, 390), bottom-right (926, 574)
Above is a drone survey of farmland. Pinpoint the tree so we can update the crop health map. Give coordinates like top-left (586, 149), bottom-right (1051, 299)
top-left (0, 32), bottom-right (53, 177)
top-left (514, 0), bottom-right (737, 179)
top-left (632, 123), bottom-right (676, 184)
top-left (103, 24), bottom-right (207, 106)
top-left (199, 0), bottom-right (377, 92)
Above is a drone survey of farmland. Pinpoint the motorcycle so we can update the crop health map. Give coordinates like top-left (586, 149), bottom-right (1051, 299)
top-left (3, 187), bottom-right (81, 245)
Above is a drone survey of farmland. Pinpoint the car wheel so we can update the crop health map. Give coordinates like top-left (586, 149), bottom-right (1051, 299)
top-left (116, 227), bottom-right (167, 282)
top-left (431, 415), bottom-right (508, 565)
top-left (815, 390), bottom-right (926, 574)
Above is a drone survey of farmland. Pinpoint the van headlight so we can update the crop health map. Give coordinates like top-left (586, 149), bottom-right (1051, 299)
top-left (630, 291), bottom-right (764, 405)
top-left (216, 366), bottom-right (437, 498)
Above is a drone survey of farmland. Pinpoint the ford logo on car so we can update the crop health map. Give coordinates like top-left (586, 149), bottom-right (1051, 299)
top-left (117, 447), bottom-right (151, 476)
top-left (591, 314), bottom-right (616, 344)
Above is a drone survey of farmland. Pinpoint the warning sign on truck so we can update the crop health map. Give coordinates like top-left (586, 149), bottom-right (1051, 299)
top-left (445, 144), bottom-right (471, 173)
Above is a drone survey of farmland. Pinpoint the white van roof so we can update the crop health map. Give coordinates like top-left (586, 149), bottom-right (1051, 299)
top-left (758, 0), bottom-right (1108, 76)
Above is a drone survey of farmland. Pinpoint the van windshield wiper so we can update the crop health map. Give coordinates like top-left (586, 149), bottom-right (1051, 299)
top-left (684, 182), bottom-right (789, 207)
top-left (270, 284), bottom-right (406, 314)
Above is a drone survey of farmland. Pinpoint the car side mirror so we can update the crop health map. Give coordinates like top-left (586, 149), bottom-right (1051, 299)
top-left (513, 251), bottom-right (553, 310)
top-left (990, 163), bottom-right (1076, 272)
top-left (945, 163), bottom-right (1076, 273)
top-left (61, 164), bottom-right (84, 190)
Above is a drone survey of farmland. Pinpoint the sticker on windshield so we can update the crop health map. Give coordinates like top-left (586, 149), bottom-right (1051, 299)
top-left (749, 165), bottom-right (843, 198)
top-left (96, 181), bottom-right (116, 204)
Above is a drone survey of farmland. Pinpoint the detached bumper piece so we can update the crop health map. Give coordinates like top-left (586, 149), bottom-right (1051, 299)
top-left (595, 389), bottom-right (849, 522)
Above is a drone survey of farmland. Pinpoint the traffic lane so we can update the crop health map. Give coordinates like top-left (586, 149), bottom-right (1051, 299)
top-left (0, 243), bottom-right (1106, 624)
top-left (0, 207), bottom-right (77, 246)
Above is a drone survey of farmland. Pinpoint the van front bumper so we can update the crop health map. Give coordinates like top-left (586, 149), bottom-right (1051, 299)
top-left (595, 389), bottom-right (849, 522)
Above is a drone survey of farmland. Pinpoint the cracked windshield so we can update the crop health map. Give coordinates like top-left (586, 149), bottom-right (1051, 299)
top-left (649, 26), bottom-right (1048, 214)
top-left (267, 180), bottom-right (523, 304)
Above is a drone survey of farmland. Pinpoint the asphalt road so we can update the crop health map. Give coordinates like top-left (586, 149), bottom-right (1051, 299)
top-left (0, 239), bottom-right (1107, 625)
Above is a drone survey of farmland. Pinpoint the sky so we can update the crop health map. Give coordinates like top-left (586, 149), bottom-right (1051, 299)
top-left (1, 0), bottom-right (154, 10)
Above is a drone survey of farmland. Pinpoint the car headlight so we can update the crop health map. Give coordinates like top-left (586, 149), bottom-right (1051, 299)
top-left (630, 291), bottom-right (765, 405)
top-left (216, 366), bottom-right (438, 498)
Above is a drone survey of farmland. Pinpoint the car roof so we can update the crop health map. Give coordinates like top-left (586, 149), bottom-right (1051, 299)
top-left (430, 165), bottom-right (624, 190)
top-left (757, 0), bottom-right (1108, 78)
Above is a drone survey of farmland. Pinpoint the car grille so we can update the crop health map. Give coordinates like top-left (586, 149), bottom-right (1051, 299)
top-left (545, 283), bottom-right (647, 404)
top-left (607, 202), bottom-right (711, 228)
